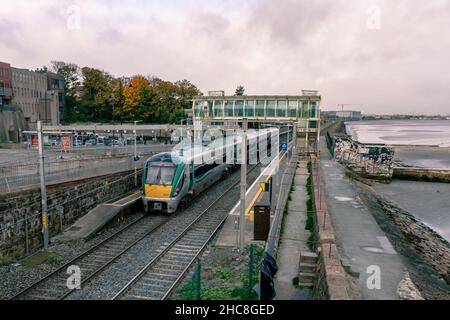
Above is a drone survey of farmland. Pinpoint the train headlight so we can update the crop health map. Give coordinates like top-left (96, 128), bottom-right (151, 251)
top-left (173, 187), bottom-right (180, 196)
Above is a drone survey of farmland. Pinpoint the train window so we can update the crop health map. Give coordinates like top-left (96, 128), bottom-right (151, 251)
top-left (194, 163), bottom-right (219, 178)
top-left (146, 164), bottom-right (176, 186)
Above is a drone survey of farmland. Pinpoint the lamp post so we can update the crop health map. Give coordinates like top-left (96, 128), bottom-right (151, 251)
top-left (238, 118), bottom-right (248, 253)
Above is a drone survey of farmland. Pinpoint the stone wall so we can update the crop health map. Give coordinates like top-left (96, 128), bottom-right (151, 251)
top-left (332, 136), bottom-right (394, 180)
top-left (394, 167), bottom-right (450, 183)
top-left (0, 109), bottom-right (28, 143)
top-left (0, 170), bottom-right (141, 263)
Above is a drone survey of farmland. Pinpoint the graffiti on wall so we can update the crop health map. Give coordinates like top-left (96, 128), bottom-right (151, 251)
top-left (334, 137), bottom-right (394, 178)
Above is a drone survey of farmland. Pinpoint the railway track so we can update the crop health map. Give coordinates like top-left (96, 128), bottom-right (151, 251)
top-left (113, 165), bottom-right (260, 300)
top-left (11, 214), bottom-right (169, 300)
top-left (10, 163), bottom-right (260, 300)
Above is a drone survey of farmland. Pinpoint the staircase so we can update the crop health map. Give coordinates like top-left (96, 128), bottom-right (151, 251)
top-left (298, 251), bottom-right (318, 288)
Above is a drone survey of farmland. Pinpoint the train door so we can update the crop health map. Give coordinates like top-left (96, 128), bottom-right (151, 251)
top-left (188, 162), bottom-right (194, 192)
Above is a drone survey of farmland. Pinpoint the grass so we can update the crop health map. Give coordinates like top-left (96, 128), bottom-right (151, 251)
top-left (178, 244), bottom-right (264, 300)
top-left (213, 266), bottom-right (233, 280)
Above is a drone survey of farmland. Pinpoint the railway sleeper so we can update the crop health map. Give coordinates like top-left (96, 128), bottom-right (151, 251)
top-left (160, 254), bottom-right (193, 262)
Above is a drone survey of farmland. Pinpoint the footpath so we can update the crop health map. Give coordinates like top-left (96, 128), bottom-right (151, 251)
top-left (319, 139), bottom-right (405, 299)
top-left (273, 160), bottom-right (311, 299)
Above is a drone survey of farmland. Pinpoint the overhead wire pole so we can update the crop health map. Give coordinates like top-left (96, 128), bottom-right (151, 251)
top-left (37, 121), bottom-right (49, 249)
top-left (239, 118), bottom-right (248, 253)
top-left (133, 120), bottom-right (142, 187)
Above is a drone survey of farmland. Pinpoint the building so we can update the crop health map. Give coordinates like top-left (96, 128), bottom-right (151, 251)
top-left (0, 62), bottom-right (13, 108)
top-left (191, 90), bottom-right (321, 153)
top-left (47, 72), bottom-right (65, 119)
top-left (11, 67), bottom-right (60, 129)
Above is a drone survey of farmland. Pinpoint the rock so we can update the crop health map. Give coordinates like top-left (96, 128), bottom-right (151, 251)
top-left (397, 271), bottom-right (424, 300)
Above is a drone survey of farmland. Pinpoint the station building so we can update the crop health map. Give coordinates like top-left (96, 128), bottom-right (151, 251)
top-left (191, 90), bottom-right (321, 153)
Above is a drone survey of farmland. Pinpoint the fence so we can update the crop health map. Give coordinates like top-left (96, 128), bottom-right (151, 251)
top-left (0, 151), bottom-right (156, 194)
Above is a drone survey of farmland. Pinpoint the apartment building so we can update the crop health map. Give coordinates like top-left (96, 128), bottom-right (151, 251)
top-left (0, 62), bottom-right (13, 108)
top-left (11, 67), bottom-right (60, 128)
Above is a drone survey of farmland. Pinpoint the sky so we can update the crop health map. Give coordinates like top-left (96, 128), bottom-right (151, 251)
top-left (1, 0), bottom-right (449, 115)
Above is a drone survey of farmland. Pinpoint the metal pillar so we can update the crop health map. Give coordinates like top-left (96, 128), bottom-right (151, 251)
top-left (133, 121), bottom-right (140, 187)
top-left (239, 118), bottom-right (248, 252)
top-left (37, 121), bottom-right (49, 249)
top-left (293, 122), bottom-right (297, 150)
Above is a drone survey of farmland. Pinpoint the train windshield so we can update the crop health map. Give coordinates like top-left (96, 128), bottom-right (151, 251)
top-left (146, 163), bottom-right (176, 186)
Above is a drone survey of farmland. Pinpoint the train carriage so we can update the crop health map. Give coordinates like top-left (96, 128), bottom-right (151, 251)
top-left (142, 128), bottom-right (278, 213)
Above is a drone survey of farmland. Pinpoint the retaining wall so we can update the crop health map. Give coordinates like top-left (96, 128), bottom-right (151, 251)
top-left (0, 170), bottom-right (141, 263)
top-left (310, 157), bottom-right (351, 300)
top-left (327, 134), bottom-right (394, 180)
top-left (393, 167), bottom-right (450, 183)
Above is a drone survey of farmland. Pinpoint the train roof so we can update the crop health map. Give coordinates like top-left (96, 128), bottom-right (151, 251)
top-left (145, 128), bottom-right (279, 165)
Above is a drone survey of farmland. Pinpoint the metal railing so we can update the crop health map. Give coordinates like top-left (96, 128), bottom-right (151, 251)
top-left (0, 152), bottom-right (152, 194)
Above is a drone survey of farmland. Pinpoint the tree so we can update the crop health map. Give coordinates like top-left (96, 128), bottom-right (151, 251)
top-left (235, 85), bottom-right (245, 96)
top-left (80, 67), bottom-right (113, 121)
top-left (123, 76), bottom-right (156, 122)
top-left (35, 66), bottom-right (48, 73)
top-left (49, 61), bottom-right (80, 94)
top-left (175, 79), bottom-right (202, 109)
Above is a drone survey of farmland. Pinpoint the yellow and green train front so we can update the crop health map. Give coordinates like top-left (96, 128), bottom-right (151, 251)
top-left (142, 158), bottom-right (186, 213)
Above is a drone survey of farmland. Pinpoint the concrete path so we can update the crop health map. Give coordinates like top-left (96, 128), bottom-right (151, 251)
top-left (273, 160), bottom-right (311, 300)
top-left (319, 140), bottom-right (405, 299)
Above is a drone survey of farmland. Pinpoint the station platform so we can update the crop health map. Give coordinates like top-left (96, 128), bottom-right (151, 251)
top-left (54, 191), bottom-right (142, 242)
top-left (216, 150), bottom-right (291, 247)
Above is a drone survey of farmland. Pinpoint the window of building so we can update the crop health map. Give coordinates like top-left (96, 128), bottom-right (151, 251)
top-left (266, 100), bottom-right (276, 117)
top-left (310, 102), bottom-right (317, 118)
top-left (277, 100), bottom-right (287, 118)
top-left (224, 100), bottom-right (234, 117)
top-left (245, 100), bottom-right (255, 117)
top-left (255, 100), bottom-right (265, 117)
top-left (235, 100), bottom-right (244, 117)
top-left (213, 100), bottom-right (223, 117)
top-left (288, 100), bottom-right (298, 118)
top-left (301, 101), bottom-right (309, 118)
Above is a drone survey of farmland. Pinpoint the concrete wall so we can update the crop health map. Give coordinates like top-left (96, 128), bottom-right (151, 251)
top-left (0, 170), bottom-right (141, 263)
top-left (333, 137), bottom-right (394, 179)
top-left (394, 167), bottom-right (450, 183)
top-left (0, 109), bottom-right (28, 143)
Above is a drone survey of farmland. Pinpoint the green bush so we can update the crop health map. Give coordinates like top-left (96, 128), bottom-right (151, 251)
top-left (307, 161), bottom-right (312, 173)
top-left (292, 276), bottom-right (300, 286)
top-left (213, 266), bottom-right (233, 280)
top-left (47, 254), bottom-right (61, 265)
top-left (305, 213), bottom-right (314, 231)
top-left (307, 234), bottom-right (314, 251)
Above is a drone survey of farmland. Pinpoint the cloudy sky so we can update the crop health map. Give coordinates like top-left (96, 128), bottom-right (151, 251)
top-left (1, 0), bottom-right (449, 114)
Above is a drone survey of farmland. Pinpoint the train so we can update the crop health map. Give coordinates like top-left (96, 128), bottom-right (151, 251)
top-left (141, 128), bottom-right (278, 213)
